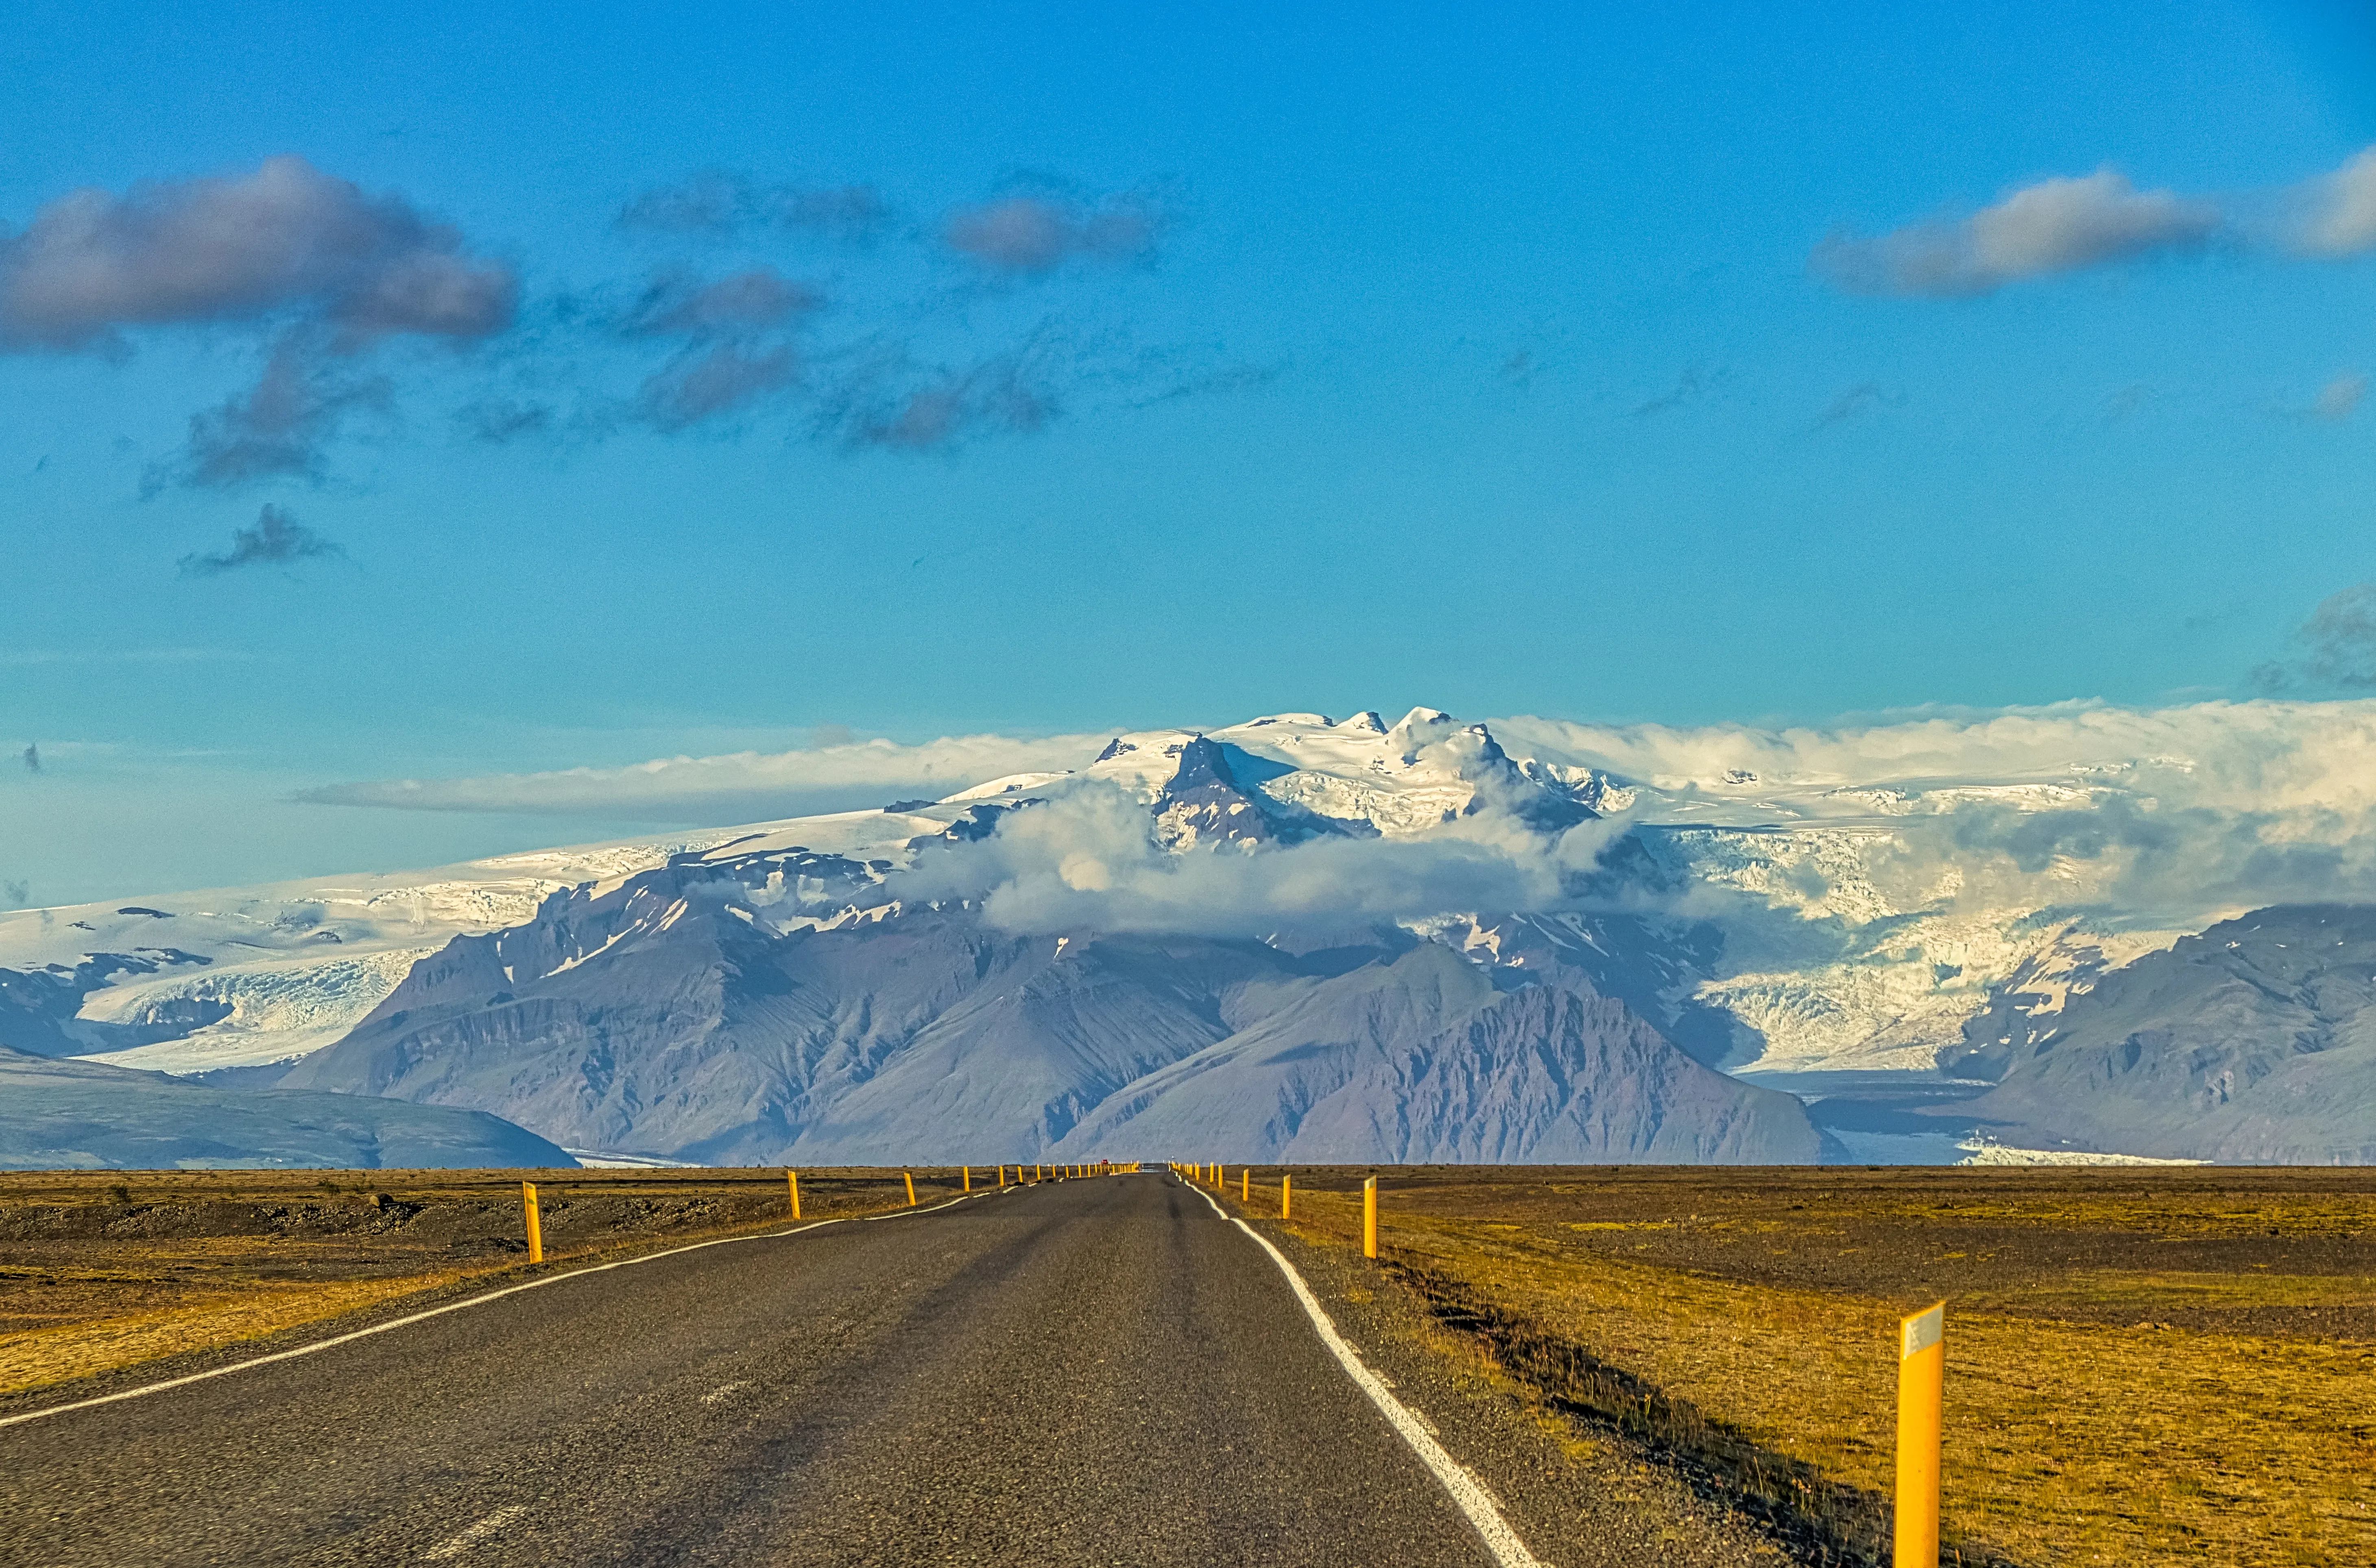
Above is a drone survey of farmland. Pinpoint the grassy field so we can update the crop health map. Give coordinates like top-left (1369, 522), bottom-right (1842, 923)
top-left (0, 1165), bottom-right (988, 1398)
top-left (1222, 1165), bottom-right (2376, 1568)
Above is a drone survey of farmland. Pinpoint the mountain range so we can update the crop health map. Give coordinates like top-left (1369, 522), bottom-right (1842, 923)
top-left (2, 706), bottom-right (2369, 1167)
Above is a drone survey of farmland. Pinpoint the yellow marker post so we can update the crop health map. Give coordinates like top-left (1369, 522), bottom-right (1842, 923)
top-left (1281, 1173), bottom-right (1292, 1220)
top-left (904, 1170), bottom-right (917, 1206)
top-left (787, 1169), bottom-right (801, 1220)
top-left (521, 1181), bottom-right (544, 1265)
top-left (963, 1166), bottom-right (972, 1193)
top-left (1895, 1301), bottom-right (1946, 1568)
top-left (1241, 1168), bottom-right (1248, 1202)
top-left (1036, 1162), bottom-right (1043, 1182)
top-left (1362, 1175), bottom-right (1378, 1259)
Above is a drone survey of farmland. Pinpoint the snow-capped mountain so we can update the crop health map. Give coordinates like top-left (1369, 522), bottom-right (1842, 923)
top-left (5, 702), bottom-right (2366, 1165)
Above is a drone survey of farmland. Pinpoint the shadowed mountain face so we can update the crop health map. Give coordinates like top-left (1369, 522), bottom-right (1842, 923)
top-left (280, 855), bottom-right (1821, 1165)
top-left (0, 1047), bottom-right (573, 1170)
top-left (1956, 905), bottom-right (2376, 1162)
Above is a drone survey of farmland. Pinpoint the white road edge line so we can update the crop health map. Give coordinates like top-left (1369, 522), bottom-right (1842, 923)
top-left (1183, 1180), bottom-right (1547, 1568)
top-left (0, 1187), bottom-right (988, 1431)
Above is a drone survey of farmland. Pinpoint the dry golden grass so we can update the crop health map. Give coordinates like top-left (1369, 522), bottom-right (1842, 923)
top-left (0, 1273), bottom-right (459, 1393)
top-left (0, 1165), bottom-right (970, 1400)
top-left (1230, 1169), bottom-right (2376, 1568)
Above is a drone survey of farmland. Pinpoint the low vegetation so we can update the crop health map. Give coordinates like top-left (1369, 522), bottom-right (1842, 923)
top-left (1235, 1166), bottom-right (2376, 1568)
top-left (0, 1166), bottom-right (967, 1399)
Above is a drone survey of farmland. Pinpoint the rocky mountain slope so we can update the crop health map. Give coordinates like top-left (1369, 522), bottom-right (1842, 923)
top-left (280, 846), bottom-right (1820, 1164)
top-left (1952, 905), bottom-right (2376, 1163)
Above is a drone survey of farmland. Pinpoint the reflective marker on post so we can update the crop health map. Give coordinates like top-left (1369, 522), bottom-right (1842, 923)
top-left (904, 1171), bottom-right (917, 1206)
top-left (787, 1169), bottom-right (801, 1220)
top-left (1895, 1301), bottom-right (1946, 1568)
top-left (1362, 1175), bottom-right (1378, 1259)
top-left (521, 1181), bottom-right (543, 1265)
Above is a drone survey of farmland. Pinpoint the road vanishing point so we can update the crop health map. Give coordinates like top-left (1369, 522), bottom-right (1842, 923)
top-left (2, 1171), bottom-right (1555, 1568)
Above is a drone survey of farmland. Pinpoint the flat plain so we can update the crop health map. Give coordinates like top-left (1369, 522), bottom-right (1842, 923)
top-left (0, 1165), bottom-right (962, 1400)
top-left (1240, 1166), bottom-right (2376, 1568)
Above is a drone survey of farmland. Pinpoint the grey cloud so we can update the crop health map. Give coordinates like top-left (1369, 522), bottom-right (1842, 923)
top-left (1, 879), bottom-right (26, 908)
top-left (616, 268), bottom-right (818, 431)
top-left (2311, 373), bottom-right (2366, 423)
top-left (638, 343), bottom-right (798, 432)
top-left (943, 190), bottom-right (1165, 274)
top-left (177, 503), bottom-right (345, 578)
top-left (814, 337), bottom-right (1061, 451)
top-left (1815, 169), bottom-right (2220, 297)
top-left (2256, 583), bottom-right (2376, 691)
top-left (619, 268), bottom-right (819, 338)
top-left (616, 173), bottom-right (892, 245)
top-left (0, 155), bottom-right (515, 351)
top-left (19, 744), bottom-right (37, 774)
top-left (145, 336), bottom-right (391, 491)
top-left (455, 398), bottom-right (554, 443)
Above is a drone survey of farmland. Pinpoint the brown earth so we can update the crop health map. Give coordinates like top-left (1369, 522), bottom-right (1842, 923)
top-left (1211, 1164), bottom-right (2376, 1568)
top-left (0, 1164), bottom-right (998, 1397)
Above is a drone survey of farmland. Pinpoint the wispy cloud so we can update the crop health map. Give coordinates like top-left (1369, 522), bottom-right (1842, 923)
top-left (616, 172), bottom-right (893, 245)
top-left (2253, 583), bottom-right (2376, 691)
top-left (1811, 382), bottom-right (1896, 430)
top-left (295, 730), bottom-right (1110, 819)
top-left (1815, 169), bottom-right (2219, 297)
top-left (616, 268), bottom-right (818, 431)
top-left (942, 188), bottom-right (1167, 274)
top-left (19, 744), bottom-right (37, 774)
top-left (2309, 373), bottom-right (2366, 423)
top-left (177, 504), bottom-right (345, 577)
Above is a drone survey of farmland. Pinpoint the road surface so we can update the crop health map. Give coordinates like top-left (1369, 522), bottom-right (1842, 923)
top-left (1, 1172), bottom-right (1533, 1567)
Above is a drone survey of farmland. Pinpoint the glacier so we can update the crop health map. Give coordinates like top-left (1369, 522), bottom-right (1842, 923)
top-left (6, 703), bottom-right (2371, 1165)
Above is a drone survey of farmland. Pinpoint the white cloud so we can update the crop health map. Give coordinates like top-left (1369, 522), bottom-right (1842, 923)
top-left (296, 731), bottom-right (1112, 819)
top-left (2297, 146), bottom-right (2376, 257)
top-left (1816, 170), bottom-right (2219, 297)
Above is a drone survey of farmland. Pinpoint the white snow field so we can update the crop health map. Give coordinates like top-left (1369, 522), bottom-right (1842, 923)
top-left (0, 705), bottom-right (2247, 1085)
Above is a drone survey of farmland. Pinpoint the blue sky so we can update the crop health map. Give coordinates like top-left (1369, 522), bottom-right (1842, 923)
top-left (4, 0), bottom-right (2376, 901)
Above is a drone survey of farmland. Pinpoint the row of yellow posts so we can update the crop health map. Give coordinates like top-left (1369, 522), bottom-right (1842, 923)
top-left (521, 1160), bottom-right (1145, 1258)
top-left (1166, 1162), bottom-right (1949, 1568)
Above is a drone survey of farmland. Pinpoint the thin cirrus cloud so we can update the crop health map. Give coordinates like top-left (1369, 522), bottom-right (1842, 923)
top-left (615, 172), bottom-right (895, 246)
top-left (0, 155), bottom-right (517, 491)
top-left (176, 503), bottom-right (345, 578)
top-left (295, 730), bottom-right (1113, 820)
top-left (1817, 145), bottom-right (2376, 297)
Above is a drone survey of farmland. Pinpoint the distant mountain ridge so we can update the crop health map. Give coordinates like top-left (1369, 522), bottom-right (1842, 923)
top-left (0, 1047), bottom-right (573, 1170)
top-left (280, 846), bottom-right (1820, 1164)
top-left (9, 705), bottom-right (2376, 1167)
top-left (1953, 905), bottom-right (2376, 1163)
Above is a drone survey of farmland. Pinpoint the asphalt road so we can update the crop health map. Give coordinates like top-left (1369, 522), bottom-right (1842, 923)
top-left (0, 1172), bottom-right (1524, 1568)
